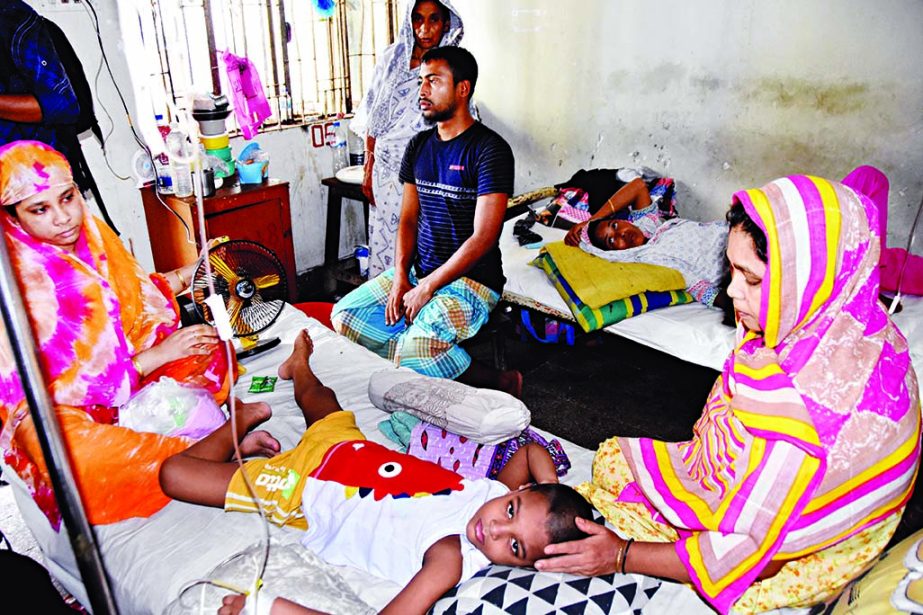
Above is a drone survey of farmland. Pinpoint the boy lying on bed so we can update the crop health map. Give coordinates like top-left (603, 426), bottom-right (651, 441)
top-left (159, 329), bottom-right (593, 615)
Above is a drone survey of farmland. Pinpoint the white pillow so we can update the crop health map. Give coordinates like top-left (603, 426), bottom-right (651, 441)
top-left (164, 541), bottom-right (374, 615)
top-left (368, 369), bottom-right (530, 445)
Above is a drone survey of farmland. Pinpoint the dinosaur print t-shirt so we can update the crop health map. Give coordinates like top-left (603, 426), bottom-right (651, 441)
top-left (300, 439), bottom-right (508, 585)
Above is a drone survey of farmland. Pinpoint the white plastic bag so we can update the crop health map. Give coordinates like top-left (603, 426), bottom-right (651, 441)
top-left (120, 377), bottom-right (226, 440)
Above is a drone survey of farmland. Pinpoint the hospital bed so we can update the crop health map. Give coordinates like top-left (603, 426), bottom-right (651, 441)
top-left (3, 306), bottom-right (715, 614)
top-left (499, 211), bottom-right (923, 374)
top-left (5, 261), bottom-right (921, 613)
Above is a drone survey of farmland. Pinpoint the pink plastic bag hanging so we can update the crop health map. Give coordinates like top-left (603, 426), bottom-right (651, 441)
top-left (220, 50), bottom-right (271, 139)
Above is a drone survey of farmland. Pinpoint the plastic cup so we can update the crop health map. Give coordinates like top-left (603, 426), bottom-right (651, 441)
top-left (354, 244), bottom-right (369, 278)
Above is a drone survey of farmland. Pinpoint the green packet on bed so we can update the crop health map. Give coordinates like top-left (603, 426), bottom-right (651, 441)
top-left (531, 247), bottom-right (693, 332)
top-left (248, 376), bottom-right (278, 393)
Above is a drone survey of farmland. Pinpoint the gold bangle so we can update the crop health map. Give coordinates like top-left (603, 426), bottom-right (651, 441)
top-left (174, 268), bottom-right (185, 288)
top-left (131, 356), bottom-right (144, 377)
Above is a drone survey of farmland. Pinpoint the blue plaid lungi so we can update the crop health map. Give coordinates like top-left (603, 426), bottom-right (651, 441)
top-left (331, 268), bottom-right (499, 379)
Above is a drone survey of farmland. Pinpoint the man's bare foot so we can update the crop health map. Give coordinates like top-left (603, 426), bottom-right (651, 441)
top-left (278, 329), bottom-right (314, 380)
top-left (237, 430), bottom-right (281, 458)
top-left (232, 398), bottom-right (272, 432)
top-left (499, 370), bottom-right (523, 399)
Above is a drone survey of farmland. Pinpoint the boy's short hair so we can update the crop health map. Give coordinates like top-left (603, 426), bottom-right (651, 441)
top-left (528, 483), bottom-right (594, 544)
top-left (421, 46), bottom-right (478, 96)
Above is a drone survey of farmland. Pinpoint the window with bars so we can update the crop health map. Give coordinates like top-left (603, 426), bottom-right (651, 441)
top-left (144, 0), bottom-right (398, 129)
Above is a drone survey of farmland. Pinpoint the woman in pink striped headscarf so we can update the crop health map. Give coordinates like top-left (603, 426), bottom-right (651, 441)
top-left (538, 175), bottom-right (920, 613)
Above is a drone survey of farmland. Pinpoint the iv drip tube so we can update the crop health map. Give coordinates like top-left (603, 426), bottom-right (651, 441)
top-left (0, 235), bottom-right (119, 613)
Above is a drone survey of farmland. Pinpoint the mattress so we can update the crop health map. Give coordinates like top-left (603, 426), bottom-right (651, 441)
top-left (5, 306), bottom-right (710, 613)
top-left (500, 213), bottom-right (923, 374)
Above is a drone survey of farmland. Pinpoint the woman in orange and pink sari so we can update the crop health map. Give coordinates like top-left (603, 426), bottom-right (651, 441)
top-left (0, 140), bottom-right (275, 529)
top-left (537, 175), bottom-right (920, 613)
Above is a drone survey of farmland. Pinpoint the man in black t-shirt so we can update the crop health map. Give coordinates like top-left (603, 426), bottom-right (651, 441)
top-left (333, 46), bottom-right (522, 397)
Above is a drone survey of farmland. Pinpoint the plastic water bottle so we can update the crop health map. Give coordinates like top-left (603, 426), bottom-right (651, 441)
top-left (280, 86), bottom-right (294, 124)
top-left (329, 120), bottom-right (349, 174)
top-left (166, 122), bottom-right (193, 198)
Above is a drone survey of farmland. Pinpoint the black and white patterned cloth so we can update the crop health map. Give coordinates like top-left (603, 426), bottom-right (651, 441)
top-left (430, 565), bottom-right (663, 615)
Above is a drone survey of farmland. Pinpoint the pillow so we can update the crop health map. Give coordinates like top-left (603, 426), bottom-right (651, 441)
top-left (430, 565), bottom-right (664, 615)
top-left (828, 528), bottom-right (923, 614)
top-left (532, 248), bottom-right (693, 332)
top-left (164, 541), bottom-right (374, 615)
top-left (368, 369), bottom-right (530, 445)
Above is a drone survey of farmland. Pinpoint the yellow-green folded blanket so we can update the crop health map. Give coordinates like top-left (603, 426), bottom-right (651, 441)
top-left (540, 241), bottom-right (685, 308)
top-left (532, 242), bottom-right (693, 332)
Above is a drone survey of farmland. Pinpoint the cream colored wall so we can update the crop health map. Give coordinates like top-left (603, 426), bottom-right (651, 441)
top-left (459, 0), bottom-right (923, 245)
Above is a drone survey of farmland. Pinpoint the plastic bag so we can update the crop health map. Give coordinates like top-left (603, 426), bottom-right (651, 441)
top-left (120, 377), bottom-right (226, 440)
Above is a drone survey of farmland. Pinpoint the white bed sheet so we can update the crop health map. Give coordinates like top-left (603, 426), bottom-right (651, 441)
top-left (5, 306), bottom-right (628, 614)
top-left (500, 213), bottom-right (923, 374)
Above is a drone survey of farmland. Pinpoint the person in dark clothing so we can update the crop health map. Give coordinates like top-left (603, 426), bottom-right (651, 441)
top-left (332, 47), bottom-right (523, 397)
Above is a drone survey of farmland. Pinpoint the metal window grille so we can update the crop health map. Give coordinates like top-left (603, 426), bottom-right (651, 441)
top-left (147, 0), bottom-right (397, 128)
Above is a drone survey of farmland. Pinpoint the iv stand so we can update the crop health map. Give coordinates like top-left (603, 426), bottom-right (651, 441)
top-left (0, 237), bottom-right (119, 614)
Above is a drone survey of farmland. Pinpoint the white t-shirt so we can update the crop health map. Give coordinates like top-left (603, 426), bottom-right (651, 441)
top-left (300, 441), bottom-right (509, 586)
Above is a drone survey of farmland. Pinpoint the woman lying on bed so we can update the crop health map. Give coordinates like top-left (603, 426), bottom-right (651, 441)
top-left (0, 140), bottom-right (277, 530)
top-left (563, 177), bottom-right (729, 307)
top-left (539, 175), bottom-right (921, 614)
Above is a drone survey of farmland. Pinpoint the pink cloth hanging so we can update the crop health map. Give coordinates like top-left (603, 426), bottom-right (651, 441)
top-left (842, 165), bottom-right (923, 295)
top-left (220, 50), bottom-right (271, 139)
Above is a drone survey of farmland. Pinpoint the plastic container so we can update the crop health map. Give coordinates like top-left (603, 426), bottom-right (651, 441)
top-left (329, 120), bottom-right (348, 174)
top-left (347, 124), bottom-right (365, 166)
top-left (165, 122), bottom-right (193, 198)
top-left (205, 146), bottom-right (234, 162)
top-left (155, 114), bottom-right (170, 165)
top-left (237, 142), bottom-right (268, 185)
top-left (154, 157), bottom-right (173, 195)
top-left (200, 133), bottom-right (230, 150)
top-left (354, 244), bottom-right (369, 278)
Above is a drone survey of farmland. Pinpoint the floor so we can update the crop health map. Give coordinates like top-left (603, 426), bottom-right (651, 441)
top-left (464, 306), bottom-right (718, 449)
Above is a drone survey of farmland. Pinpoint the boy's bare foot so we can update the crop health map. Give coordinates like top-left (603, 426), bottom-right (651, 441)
top-left (232, 398), bottom-right (272, 432)
top-left (237, 430), bottom-right (281, 458)
top-left (499, 370), bottom-right (523, 399)
top-left (278, 329), bottom-right (314, 380)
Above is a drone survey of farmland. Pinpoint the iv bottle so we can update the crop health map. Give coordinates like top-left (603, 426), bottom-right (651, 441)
top-left (166, 123), bottom-right (193, 198)
top-left (154, 114), bottom-right (171, 164)
top-left (329, 120), bottom-right (349, 174)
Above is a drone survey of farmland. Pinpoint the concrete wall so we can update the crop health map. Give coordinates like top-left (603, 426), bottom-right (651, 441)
top-left (459, 0), bottom-right (923, 246)
top-left (30, 0), bottom-right (923, 271)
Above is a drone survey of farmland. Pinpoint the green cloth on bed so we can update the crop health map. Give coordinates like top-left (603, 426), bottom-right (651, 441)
top-left (532, 242), bottom-right (694, 332)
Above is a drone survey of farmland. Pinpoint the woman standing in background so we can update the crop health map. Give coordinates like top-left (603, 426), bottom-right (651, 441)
top-left (351, 0), bottom-right (466, 277)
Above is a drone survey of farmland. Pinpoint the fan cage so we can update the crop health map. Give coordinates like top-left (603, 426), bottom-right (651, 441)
top-left (192, 239), bottom-right (288, 338)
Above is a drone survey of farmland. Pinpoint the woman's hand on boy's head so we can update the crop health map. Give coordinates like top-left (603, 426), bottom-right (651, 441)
top-left (535, 518), bottom-right (622, 576)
